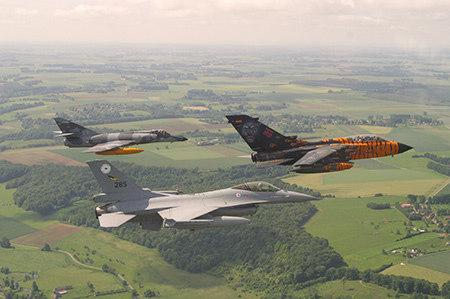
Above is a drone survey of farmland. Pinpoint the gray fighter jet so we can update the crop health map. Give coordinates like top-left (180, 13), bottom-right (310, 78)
top-left (54, 118), bottom-right (187, 155)
top-left (87, 160), bottom-right (319, 230)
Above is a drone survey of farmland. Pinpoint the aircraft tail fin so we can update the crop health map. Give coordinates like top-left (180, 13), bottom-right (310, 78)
top-left (53, 118), bottom-right (98, 137)
top-left (226, 114), bottom-right (300, 151)
top-left (87, 160), bottom-right (143, 195)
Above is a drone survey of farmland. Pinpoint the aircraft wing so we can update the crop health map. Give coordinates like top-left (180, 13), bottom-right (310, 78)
top-left (158, 206), bottom-right (220, 222)
top-left (82, 140), bottom-right (134, 153)
top-left (256, 158), bottom-right (296, 168)
top-left (293, 146), bottom-right (344, 166)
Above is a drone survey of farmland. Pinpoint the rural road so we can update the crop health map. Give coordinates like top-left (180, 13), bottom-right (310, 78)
top-left (57, 250), bottom-right (133, 290)
top-left (57, 249), bottom-right (102, 270)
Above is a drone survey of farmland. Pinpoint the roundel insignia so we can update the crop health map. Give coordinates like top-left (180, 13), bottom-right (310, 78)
top-left (101, 164), bottom-right (111, 174)
top-left (235, 193), bottom-right (241, 198)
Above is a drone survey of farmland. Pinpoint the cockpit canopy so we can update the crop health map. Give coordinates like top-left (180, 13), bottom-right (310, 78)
top-left (137, 129), bottom-right (170, 138)
top-left (232, 181), bottom-right (281, 192)
top-left (345, 134), bottom-right (387, 142)
top-left (156, 130), bottom-right (171, 138)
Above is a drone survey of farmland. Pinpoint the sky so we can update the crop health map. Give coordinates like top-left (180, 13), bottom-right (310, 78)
top-left (1, 0), bottom-right (450, 49)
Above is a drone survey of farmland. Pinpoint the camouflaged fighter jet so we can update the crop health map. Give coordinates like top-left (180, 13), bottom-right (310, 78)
top-left (87, 160), bottom-right (318, 230)
top-left (226, 114), bottom-right (413, 174)
top-left (54, 118), bottom-right (187, 155)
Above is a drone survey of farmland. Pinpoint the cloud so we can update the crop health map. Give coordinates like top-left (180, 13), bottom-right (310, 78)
top-left (0, 0), bottom-right (449, 46)
top-left (0, 7), bottom-right (39, 17)
top-left (54, 4), bottom-right (126, 18)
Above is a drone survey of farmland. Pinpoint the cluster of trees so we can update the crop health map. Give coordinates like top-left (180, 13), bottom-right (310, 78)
top-left (2, 276), bottom-right (20, 292)
top-left (0, 161), bottom-right (30, 183)
top-left (417, 153), bottom-right (450, 177)
top-left (427, 161), bottom-right (450, 177)
top-left (144, 289), bottom-right (157, 297)
top-left (0, 102), bottom-right (44, 115)
top-left (4, 163), bottom-right (98, 215)
top-left (359, 268), bottom-right (440, 296)
top-left (423, 153), bottom-right (450, 165)
top-left (0, 80), bottom-right (73, 98)
top-left (101, 264), bottom-right (116, 275)
top-left (395, 203), bottom-right (422, 221)
top-left (407, 194), bottom-right (427, 204)
top-left (428, 194), bottom-right (450, 204)
top-left (0, 117), bottom-right (57, 146)
top-left (405, 193), bottom-right (450, 205)
top-left (0, 237), bottom-right (12, 248)
top-left (366, 202), bottom-right (391, 210)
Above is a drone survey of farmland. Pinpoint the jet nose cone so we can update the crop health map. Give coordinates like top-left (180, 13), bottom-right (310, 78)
top-left (175, 135), bottom-right (188, 141)
top-left (285, 191), bottom-right (320, 202)
top-left (398, 143), bottom-right (413, 154)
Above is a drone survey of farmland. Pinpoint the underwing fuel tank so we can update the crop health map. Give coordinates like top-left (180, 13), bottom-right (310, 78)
top-left (290, 162), bottom-right (354, 173)
top-left (163, 216), bottom-right (250, 229)
top-left (95, 148), bottom-right (144, 155)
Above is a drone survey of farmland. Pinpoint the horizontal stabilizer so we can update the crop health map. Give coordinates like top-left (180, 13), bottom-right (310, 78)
top-left (98, 212), bottom-right (135, 227)
top-left (53, 132), bottom-right (77, 137)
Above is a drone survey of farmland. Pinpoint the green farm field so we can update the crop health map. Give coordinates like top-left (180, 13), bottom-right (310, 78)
top-left (0, 245), bottom-right (126, 298)
top-left (304, 196), bottom-right (450, 270)
top-left (51, 228), bottom-right (239, 299)
top-left (408, 250), bottom-right (450, 275)
top-left (0, 184), bottom-right (59, 238)
top-left (284, 168), bottom-right (447, 198)
top-left (383, 262), bottom-right (450, 286)
top-left (296, 279), bottom-right (411, 299)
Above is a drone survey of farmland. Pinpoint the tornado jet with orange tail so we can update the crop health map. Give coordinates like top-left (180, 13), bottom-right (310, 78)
top-left (226, 115), bottom-right (412, 174)
top-left (54, 118), bottom-right (187, 155)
